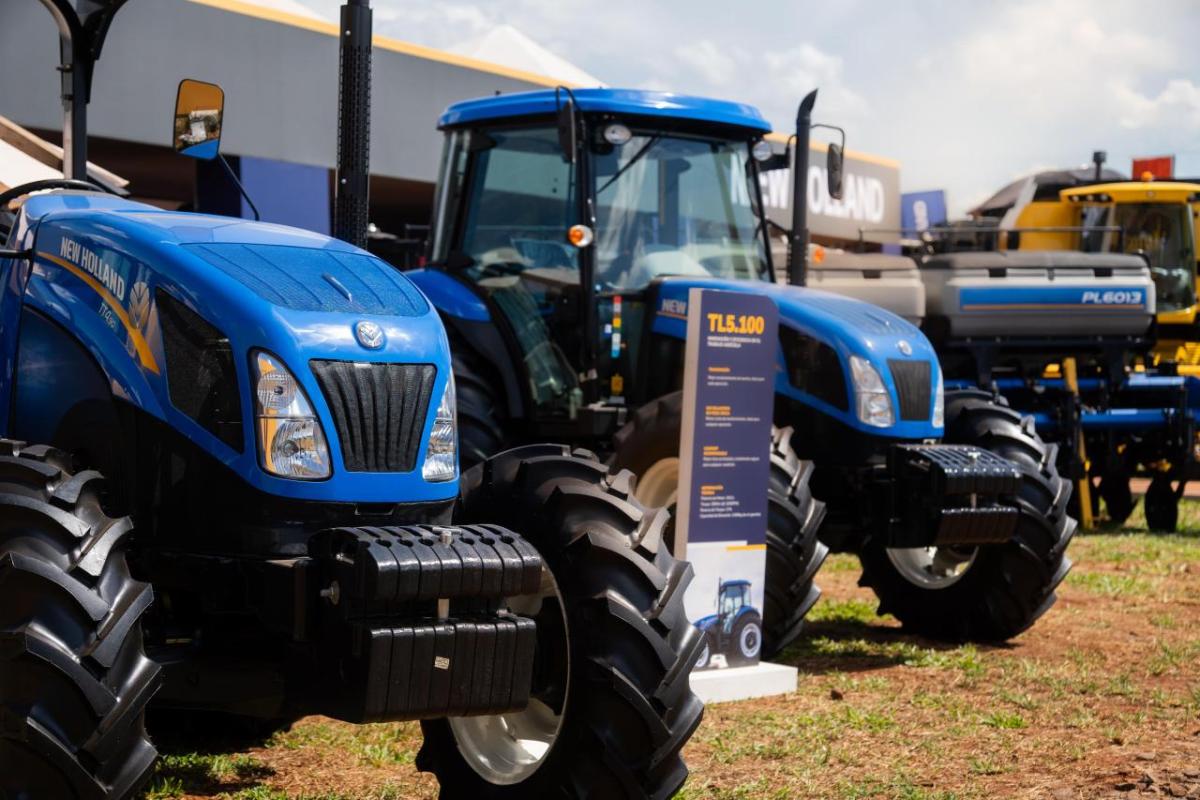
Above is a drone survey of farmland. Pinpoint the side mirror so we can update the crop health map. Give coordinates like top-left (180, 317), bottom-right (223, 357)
top-left (826, 142), bottom-right (845, 201)
top-left (556, 98), bottom-right (577, 165)
top-left (173, 79), bottom-right (225, 160)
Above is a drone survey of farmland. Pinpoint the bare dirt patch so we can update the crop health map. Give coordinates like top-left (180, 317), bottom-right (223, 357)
top-left (145, 506), bottom-right (1200, 800)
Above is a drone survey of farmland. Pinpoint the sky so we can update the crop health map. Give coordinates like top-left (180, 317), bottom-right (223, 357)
top-left (291, 0), bottom-right (1200, 216)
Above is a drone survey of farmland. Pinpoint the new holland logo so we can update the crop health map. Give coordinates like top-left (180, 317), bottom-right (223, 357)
top-left (128, 282), bottom-right (151, 329)
top-left (355, 320), bottom-right (385, 349)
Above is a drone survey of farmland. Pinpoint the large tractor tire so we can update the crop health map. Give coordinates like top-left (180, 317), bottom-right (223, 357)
top-left (858, 391), bottom-right (1076, 641)
top-left (0, 441), bottom-right (160, 799)
top-left (609, 392), bottom-right (827, 659)
top-left (451, 345), bottom-right (510, 469)
top-left (418, 445), bottom-right (704, 799)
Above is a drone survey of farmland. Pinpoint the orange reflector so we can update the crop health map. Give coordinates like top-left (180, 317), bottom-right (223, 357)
top-left (812, 245), bottom-right (826, 265)
top-left (568, 224), bottom-right (594, 247)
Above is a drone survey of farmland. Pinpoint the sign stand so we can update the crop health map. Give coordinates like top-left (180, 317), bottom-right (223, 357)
top-left (676, 288), bottom-right (798, 704)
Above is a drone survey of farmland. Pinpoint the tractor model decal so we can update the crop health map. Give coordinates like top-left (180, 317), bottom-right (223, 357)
top-left (959, 285), bottom-right (1147, 312)
top-left (34, 249), bottom-right (160, 374)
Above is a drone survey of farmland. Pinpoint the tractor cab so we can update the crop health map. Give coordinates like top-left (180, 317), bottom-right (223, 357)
top-left (424, 89), bottom-right (776, 431)
top-left (717, 579), bottom-right (753, 632)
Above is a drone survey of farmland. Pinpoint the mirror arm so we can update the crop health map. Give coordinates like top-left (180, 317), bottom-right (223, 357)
top-left (0, 248), bottom-right (33, 260)
top-left (811, 122), bottom-right (845, 148)
top-left (217, 154), bottom-right (261, 222)
top-left (554, 85), bottom-right (580, 164)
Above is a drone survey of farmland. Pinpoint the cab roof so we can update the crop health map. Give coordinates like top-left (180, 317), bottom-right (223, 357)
top-left (439, 88), bottom-right (771, 134)
top-left (1060, 181), bottom-right (1200, 203)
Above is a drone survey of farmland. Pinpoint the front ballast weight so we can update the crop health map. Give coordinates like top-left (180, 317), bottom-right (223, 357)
top-left (309, 523), bottom-right (543, 722)
top-left (888, 444), bottom-right (1022, 549)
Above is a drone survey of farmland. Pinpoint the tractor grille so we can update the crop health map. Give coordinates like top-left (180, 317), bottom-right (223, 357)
top-left (887, 359), bottom-right (932, 422)
top-left (310, 360), bottom-right (436, 472)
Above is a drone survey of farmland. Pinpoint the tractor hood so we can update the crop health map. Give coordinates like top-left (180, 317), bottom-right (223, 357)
top-left (650, 277), bottom-right (943, 439)
top-left (15, 192), bottom-right (457, 504)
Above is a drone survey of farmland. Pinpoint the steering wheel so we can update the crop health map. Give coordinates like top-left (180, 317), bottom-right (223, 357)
top-left (477, 260), bottom-right (528, 278)
top-left (0, 179), bottom-right (110, 209)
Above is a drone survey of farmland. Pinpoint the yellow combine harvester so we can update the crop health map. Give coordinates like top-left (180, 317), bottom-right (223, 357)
top-left (997, 174), bottom-right (1200, 371)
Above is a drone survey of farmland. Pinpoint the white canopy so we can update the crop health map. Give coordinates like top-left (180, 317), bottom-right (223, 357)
top-left (450, 25), bottom-right (606, 87)
top-left (0, 116), bottom-right (126, 196)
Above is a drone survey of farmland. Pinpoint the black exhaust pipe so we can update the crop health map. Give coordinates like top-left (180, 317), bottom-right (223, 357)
top-left (787, 89), bottom-right (817, 287)
top-left (334, 0), bottom-right (373, 247)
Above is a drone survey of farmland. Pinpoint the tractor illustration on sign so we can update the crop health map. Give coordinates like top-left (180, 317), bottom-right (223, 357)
top-left (694, 579), bottom-right (763, 669)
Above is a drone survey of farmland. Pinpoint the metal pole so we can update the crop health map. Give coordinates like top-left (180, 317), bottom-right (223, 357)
top-left (788, 90), bottom-right (817, 287)
top-left (334, 0), bottom-right (373, 247)
top-left (38, 0), bottom-right (126, 180)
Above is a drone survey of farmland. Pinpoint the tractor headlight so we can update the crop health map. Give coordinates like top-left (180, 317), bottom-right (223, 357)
top-left (251, 350), bottom-right (331, 479)
top-left (421, 374), bottom-right (457, 482)
top-left (932, 364), bottom-right (945, 428)
top-left (849, 355), bottom-right (895, 428)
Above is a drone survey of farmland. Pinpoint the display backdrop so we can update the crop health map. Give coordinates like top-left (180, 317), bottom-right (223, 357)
top-left (677, 288), bottom-right (779, 670)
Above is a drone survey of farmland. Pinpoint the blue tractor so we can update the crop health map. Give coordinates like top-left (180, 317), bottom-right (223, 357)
top-left (693, 579), bottom-right (762, 669)
top-left (404, 87), bottom-right (1075, 644)
top-left (0, 3), bottom-right (702, 798)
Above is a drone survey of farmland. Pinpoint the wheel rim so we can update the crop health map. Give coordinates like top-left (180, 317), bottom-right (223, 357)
top-left (449, 565), bottom-right (569, 785)
top-left (636, 457), bottom-right (680, 508)
top-left (886, 545), bottom-right (978, 589)
top-left (695, 639), bottom-right (710, 669)
top-left (739, 623), bottom-right (761, 658)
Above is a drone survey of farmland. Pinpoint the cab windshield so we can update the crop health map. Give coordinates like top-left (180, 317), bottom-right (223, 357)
top-left (592, 131), bottom-right (769, 290)
top-left (1080, 202), bottom-right (1197, 312)
top-left (427, 124), bottom-right (770, 290)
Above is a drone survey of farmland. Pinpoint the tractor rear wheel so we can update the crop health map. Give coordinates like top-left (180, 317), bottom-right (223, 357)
top-left (729, 611), bottom-right (763, 667)
top-left (418, 445), bottom-right (703, 799)
top-left (0, 440), bottom-right (160, 799)
top-left (858, 391), bottom-right (1076, 641)
top-left (609, 392), bottom-right (827, 659)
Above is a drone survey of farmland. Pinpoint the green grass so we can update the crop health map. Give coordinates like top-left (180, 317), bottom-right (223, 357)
top-left (1065, 570), bottom-right (1154, 597)
top-left (269, 721), bottom-right (420, 767)
top-left (807, 597), bottom-right (882, 626)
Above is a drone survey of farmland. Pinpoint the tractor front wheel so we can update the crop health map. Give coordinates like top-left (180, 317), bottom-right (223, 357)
top-left (0, 441), bottom-right (160, 799)
top-left (418, 445), bottom-right (704, 799)
top-left (858, 391), bottom-right (1076, 641)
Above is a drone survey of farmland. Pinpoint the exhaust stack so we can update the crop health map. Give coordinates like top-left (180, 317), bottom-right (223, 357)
top-left (788, 89), bottom-right (817, 287)
top-left (334, 0), bottom-right (373, 247)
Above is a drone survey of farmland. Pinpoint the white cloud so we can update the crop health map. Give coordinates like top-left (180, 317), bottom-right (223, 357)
top-left (292, 0), bottom-right (1200, 214)
top-left (673, 40), bottom-right (739, 89)
top-left (1116, 78), bottom-right (1200, 132)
